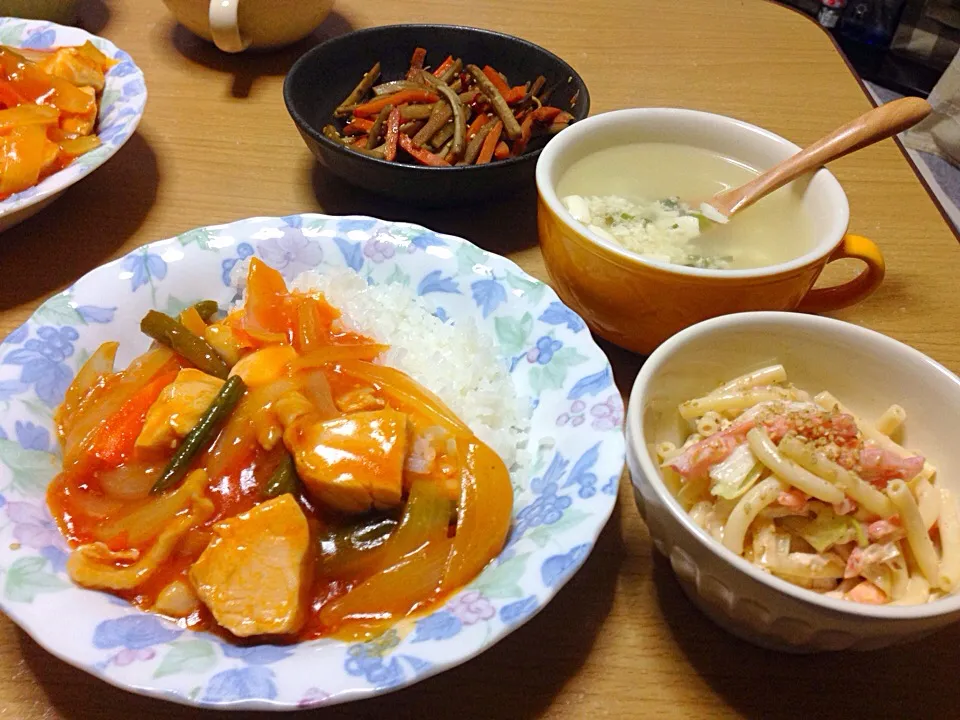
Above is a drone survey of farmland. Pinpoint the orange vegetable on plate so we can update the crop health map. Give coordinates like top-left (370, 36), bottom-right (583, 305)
top-left (0, 42), bottom-right (112, 200)
top-left (45, 259), bottom-right (515, 642)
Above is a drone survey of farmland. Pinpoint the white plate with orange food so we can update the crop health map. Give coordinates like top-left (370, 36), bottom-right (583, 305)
top-left (0, 17), bottom-right (145, 231)
top-left (0, 214), bottom-right (625, 708)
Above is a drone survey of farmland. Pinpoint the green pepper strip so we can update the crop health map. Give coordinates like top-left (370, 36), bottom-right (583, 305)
top-left (263, 453), bottom-right (300, 498)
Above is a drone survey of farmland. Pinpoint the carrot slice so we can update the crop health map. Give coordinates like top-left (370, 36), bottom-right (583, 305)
top-left (343, 117), bottom-right (374, 135)
top-left (244, 257), bottom-right (292, 339)
top-left (503, 85), bottom-right (526, 104)
top-left (353, 90), bottom-right (438, 117)
top-left (406, 47), bottom-right (427, 79)
top-left (86, 370), bottom-right (178, 468)
top-left (512, 114), bottom-right (535, 155)
top-left (476, 120), bottom-right (503, 164)
top-left (432, 55), bottom-right (455, 78)
top-left (398, 134), bottom-right (450, 166)
top-left (465, 112), bottom-right (489, 139)
top-left (493, 140), bottom-right (510, 160)
top-left (531, 106), bottom-right (563, 123)
top-left (481, 65), bottom-right (510, 96)
top-left (384, 106), bottom-right (401, 162)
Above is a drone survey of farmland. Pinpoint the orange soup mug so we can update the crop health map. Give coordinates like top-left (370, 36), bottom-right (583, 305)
top-left (535, 108), bottom-right (885, 355)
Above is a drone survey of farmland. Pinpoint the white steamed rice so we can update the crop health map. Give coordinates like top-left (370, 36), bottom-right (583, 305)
top-left (232, 261), bottom-right (531, 469)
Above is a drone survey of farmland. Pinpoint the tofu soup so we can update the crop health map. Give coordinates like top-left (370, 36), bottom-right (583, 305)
top-left (556, 143), bottom-right (814, 270)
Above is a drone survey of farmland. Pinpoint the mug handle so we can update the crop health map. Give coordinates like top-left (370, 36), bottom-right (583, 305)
top-left (796, 234), bottom-right (885, 313)
top-left (208, 0), bottom-right (251, 53)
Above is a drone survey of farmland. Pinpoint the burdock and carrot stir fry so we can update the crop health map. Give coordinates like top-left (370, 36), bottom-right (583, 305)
top-left (0, 42), bottom-right (115, 199)
top-left (47, 259), bottom-right (513, 641)
top-left (324, 47), bottom-right (576, 166)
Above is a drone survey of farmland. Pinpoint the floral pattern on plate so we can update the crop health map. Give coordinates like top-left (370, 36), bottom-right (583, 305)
top-left (0, 18), bottom-right (146, 226)
top-left (0, 214), bottom-right (624, 709)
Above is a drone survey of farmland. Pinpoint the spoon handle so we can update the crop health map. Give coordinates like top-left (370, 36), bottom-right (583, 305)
top-left (709, 96), bottom-right (932, 218)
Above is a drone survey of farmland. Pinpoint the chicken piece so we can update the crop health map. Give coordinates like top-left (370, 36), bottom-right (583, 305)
top-left (37, 48), bottom-right (107, 91)
top-left (335, 387), bottom-right (385, 414)
top-left (135, 369), bottom-right (225, 450)
top-left (189, 494), bottom-right (311, 637)
top-left (283, 409), bottom-right (407, 514)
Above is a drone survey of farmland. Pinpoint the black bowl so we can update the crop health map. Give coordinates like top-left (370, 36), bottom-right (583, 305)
top-left (283, 24), bottom-right (590, 207)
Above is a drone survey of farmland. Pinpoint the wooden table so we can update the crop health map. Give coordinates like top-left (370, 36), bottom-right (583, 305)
top-left (2, 1), bottom-right (959, 717)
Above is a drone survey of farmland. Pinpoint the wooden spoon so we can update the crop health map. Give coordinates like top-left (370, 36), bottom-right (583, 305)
top-left (699, 96), bottom-right (932, 224)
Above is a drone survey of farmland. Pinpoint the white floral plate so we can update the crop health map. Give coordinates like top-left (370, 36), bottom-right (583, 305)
top-left (0, 214), bottom-right (625, 709)
top-left (0, 17), bottom-right (146, 232)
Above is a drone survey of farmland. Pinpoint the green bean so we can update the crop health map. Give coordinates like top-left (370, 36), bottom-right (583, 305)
top-left (140, 310), bottom-right (230, 378)
top-left (466, 64), bottom-right (522, 140)
top-left (263, 453), bottom-right (300, 498)
top-left (367, 104), bottom-right (393, 149)
top-left (336, 62), bottom-right (380, 116)
top-left (317, 515), bottom-right (398, 576)
top-left (192, 300), bottom-right (219, 322)
top-left (152, 376), bottom-right (246, 493)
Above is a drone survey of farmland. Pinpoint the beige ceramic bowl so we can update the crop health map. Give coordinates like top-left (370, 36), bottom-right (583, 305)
top-left (627, 311), bottom-right (960, 652)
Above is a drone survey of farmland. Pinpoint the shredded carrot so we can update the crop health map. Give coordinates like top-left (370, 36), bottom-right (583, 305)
top-left (432, 55), bottom-right (455, 77)
top-left (343, 117), bottom-right (374, 135)
top-left (86, 370), bottom-right (178, 467)
top-left (398, 134), bottom-right (450, 166)
top-left (503, 85), bottom-right (526, 104)
top-left (493, 140), bottom-right (510, 160)
top-left (353, 90), bottom-right (439, 117)
top-left (481, 65), bottom-right (510, 96)
top-left (406, 47), bottom-right (427, 79)
top-left (476, 120), bottom-right (503, 164)
top-left (512, 114), bottom-right (535, 155)
top-left (531, 106), bottom-right (563, 123)
top-left (384, 106), bottom-right (401, 162)
top-left (465, 112), bottom-right (489, 139)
